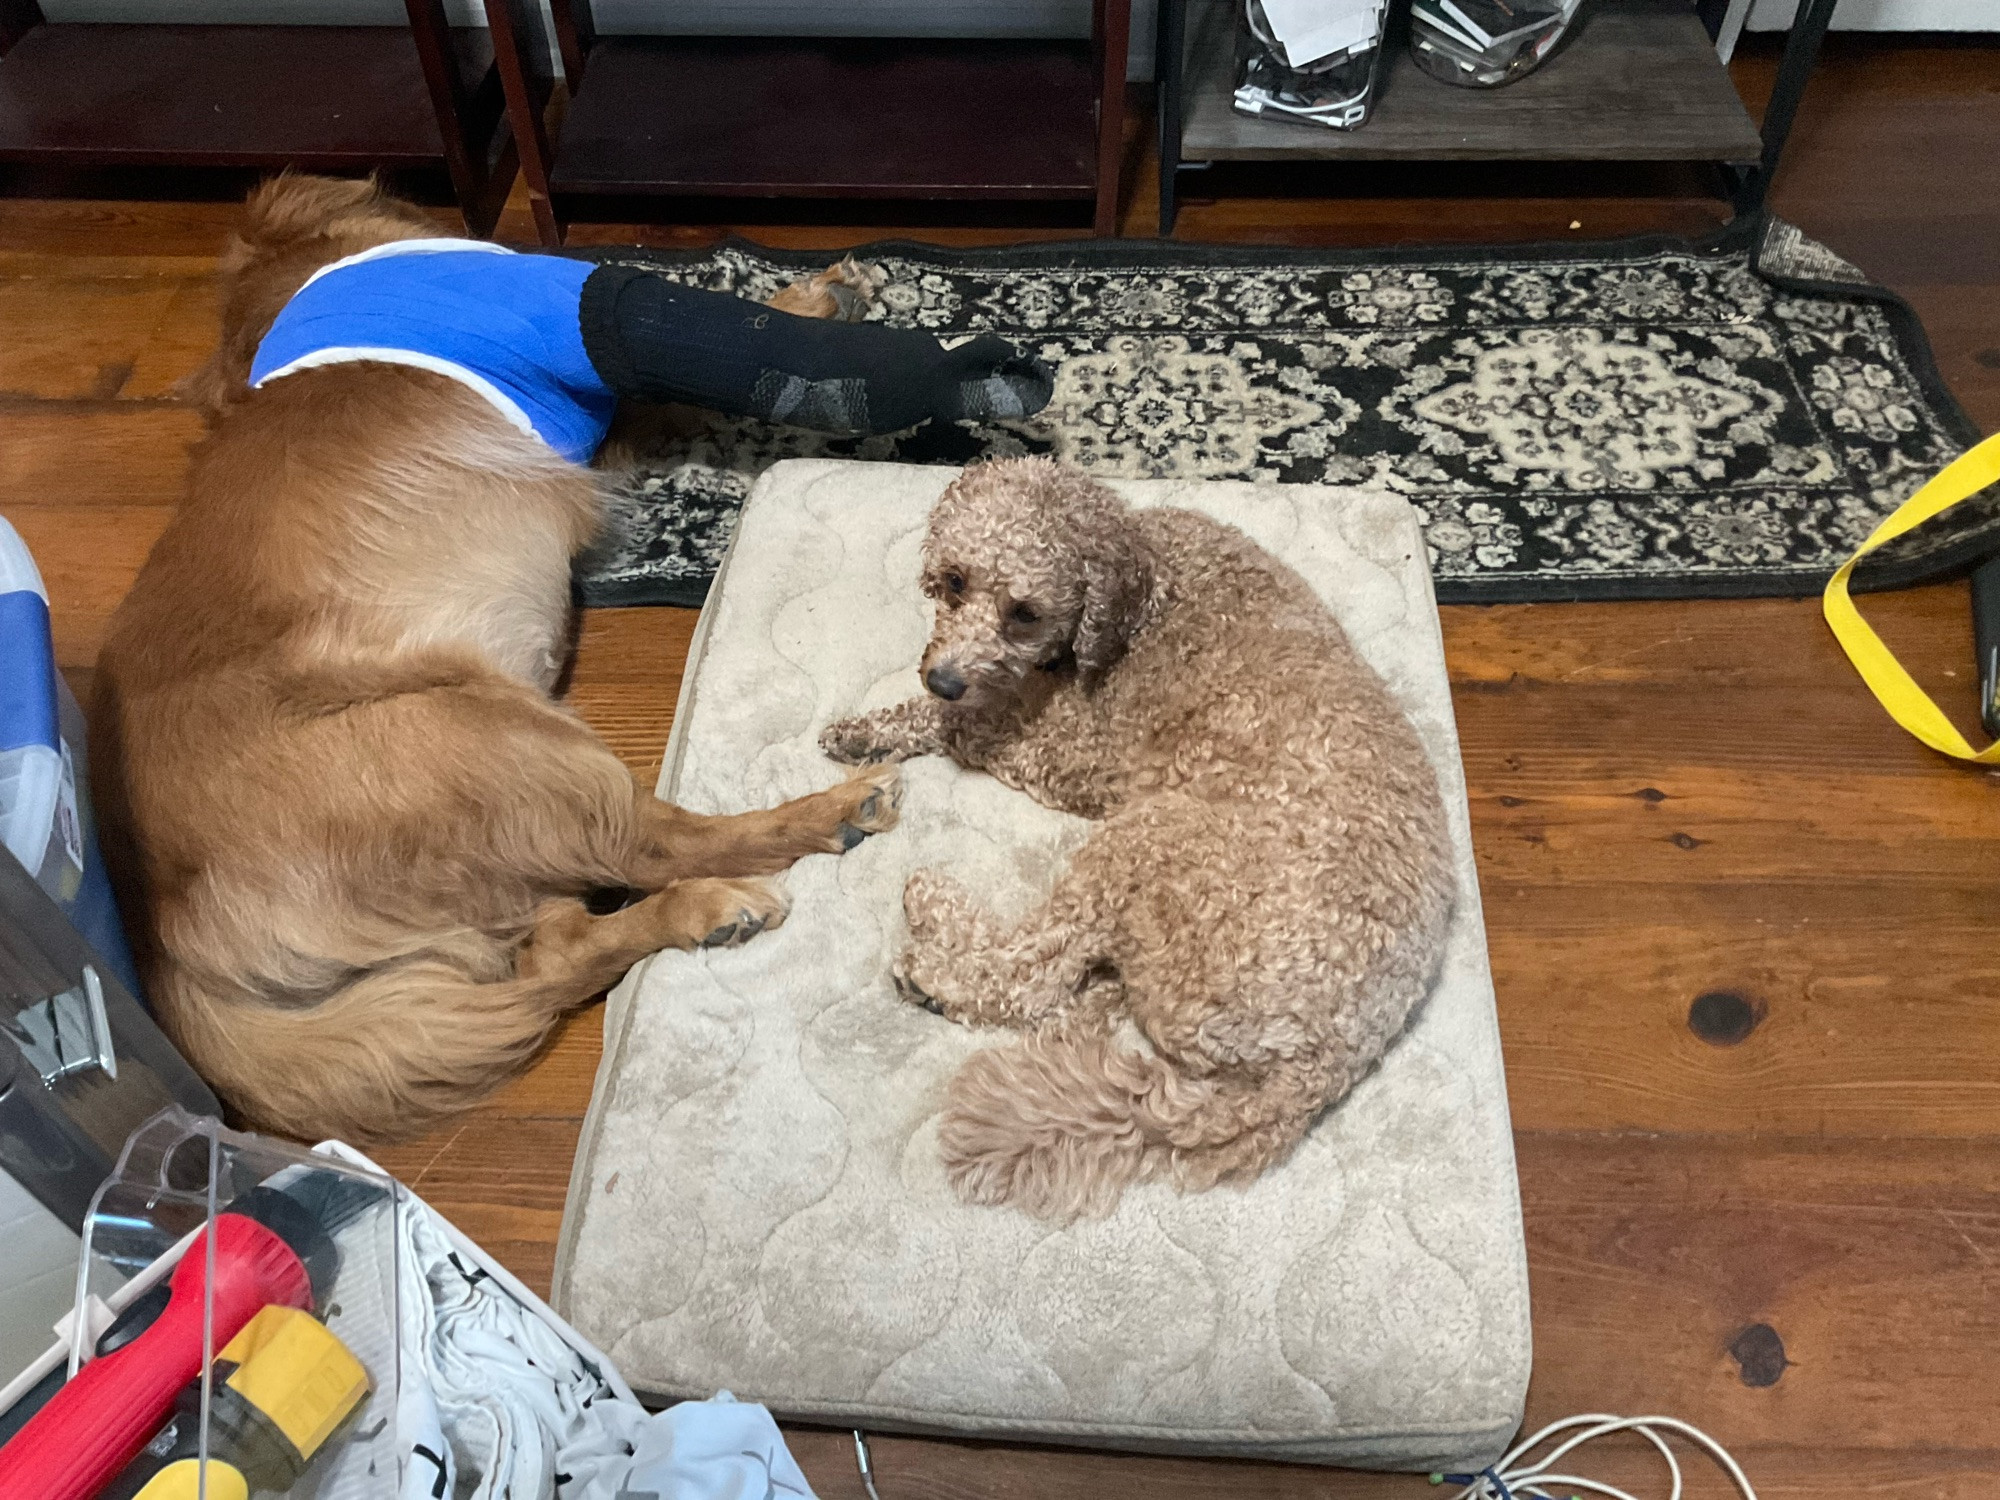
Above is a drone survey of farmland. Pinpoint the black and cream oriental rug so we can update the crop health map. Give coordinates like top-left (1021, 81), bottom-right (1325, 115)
top-left (575, 216), bottom-right (1986, 609)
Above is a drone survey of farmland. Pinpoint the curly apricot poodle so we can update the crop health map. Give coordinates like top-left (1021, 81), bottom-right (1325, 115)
top-left (822, 457), bottom-right (1454, 1220)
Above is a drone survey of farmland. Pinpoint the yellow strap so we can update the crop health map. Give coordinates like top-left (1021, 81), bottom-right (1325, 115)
top-left (1823, 430), bottom-right (2000, 762)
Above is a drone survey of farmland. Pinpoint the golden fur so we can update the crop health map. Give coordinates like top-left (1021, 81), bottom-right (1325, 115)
top-left (823, 458), bottom-right (1454, 1219)
top-left (93, 175), bottom-right (899, 1145)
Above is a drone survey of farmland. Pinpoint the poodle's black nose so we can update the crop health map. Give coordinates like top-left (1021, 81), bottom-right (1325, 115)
top-left (925, 665), bottom-right (967, 700)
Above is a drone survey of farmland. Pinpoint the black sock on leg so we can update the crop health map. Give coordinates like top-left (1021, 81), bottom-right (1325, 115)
top-left (578, 264), bottom-right (1053, 435)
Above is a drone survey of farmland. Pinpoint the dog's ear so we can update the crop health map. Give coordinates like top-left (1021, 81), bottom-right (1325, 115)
top-left (237, 172), bottom-right (390, 249)
top-left (1073, 512), bottom-right (1151, 690)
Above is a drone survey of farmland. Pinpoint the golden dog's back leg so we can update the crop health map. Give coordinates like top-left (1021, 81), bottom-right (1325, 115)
top-left (519, 873), bottom-right (792, 985)
top-left (148, 679), bottom-right (899, 1145)
top-left (258, 674), bottom-right (900, 902)
top-left (162, 873), bottom-right (794, 1146)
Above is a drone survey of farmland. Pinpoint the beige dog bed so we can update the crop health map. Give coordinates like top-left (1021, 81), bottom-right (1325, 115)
top-left (552, 459), bottom-right (1530, 1468)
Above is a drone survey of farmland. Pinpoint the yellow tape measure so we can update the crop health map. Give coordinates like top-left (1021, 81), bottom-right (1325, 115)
top-left (1823, 430), bottom-right (2000, 763)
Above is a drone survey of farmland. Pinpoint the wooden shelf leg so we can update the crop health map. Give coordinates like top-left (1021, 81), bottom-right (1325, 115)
top-left (1094, 0), bottom-right (1133, 236)
top-left (483, 0), bottom-right (564, 245)
top-left (404, 0), bottom-right (513, 237)
top-left (549, 0), bottom-right (593, 89)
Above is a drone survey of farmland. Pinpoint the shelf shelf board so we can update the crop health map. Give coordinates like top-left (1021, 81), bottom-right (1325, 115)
top-left (0, 23), bottom-right (492, 168)
top-left (1181, 0), bottom-right (1763, 164)
top-left (550, 35), bottom-right (1101, 200)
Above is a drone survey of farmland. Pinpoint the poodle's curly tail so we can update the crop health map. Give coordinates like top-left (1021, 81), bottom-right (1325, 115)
top-left (939, 1032), bottom-right (1324, 1221)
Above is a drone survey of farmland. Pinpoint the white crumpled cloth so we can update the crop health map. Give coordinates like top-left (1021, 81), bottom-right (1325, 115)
top-left (310, 1143), bottom-right (816, 1500)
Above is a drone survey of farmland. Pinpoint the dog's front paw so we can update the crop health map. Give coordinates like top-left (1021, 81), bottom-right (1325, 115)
top-left (768, 257), bottom-right (886, 323)
top-left (824, 256), bottom-right (887, 322)
top-left (820, 714), bottom-right (899, 766)
top-left (830, 763), bottom-right (902, 850)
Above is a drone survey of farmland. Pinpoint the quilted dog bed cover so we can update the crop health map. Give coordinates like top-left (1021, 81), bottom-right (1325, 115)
top-left (552, 460), bottom-right (1530, 1468)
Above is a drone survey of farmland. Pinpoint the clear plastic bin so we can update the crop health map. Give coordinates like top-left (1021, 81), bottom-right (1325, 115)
top-left (1233, 0), bottom-right (1392, 131)
top-left (1408, 0), bottom-right (1585, 88)
top-left (0, 1108), bottom-right (402, 1499)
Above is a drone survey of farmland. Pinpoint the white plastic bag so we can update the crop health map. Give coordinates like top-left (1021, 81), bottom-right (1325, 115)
top-left (314, 1143), bottom-right (816, 1500)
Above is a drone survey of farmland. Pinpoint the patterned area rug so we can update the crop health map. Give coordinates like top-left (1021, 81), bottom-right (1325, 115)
top-left (575, 216), bottom-right (1985, 608)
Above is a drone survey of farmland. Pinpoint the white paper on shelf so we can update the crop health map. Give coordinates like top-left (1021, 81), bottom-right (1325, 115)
top-left (1258, 0), bottom-right (1384, 66)
top-left (1412, 2), bottom-right (1490, 51)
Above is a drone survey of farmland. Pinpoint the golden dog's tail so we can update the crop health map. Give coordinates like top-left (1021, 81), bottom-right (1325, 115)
top-left (156, 933), bottom-right (572, 1146)
top-left (938, 1032), bottom-right (1328, 1221)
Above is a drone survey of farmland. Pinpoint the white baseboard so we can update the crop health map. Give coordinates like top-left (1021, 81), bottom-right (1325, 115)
top-left (590, 0), bottom-right (1161, 77)
top-left (1747, 0), bottom-right (2000, 29)
top-left (40, 0), bottom-right (485, 19)
top-left (589, 1), bottom-right (1090, 34)
top-left (36, 0), bottom-right (1163, 79)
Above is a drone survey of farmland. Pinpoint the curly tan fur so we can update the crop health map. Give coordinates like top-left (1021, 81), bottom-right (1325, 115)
top-left (823, 458), bottom-right (1454, 1220)
top-left (93, 175), bottom-right (900, 1145)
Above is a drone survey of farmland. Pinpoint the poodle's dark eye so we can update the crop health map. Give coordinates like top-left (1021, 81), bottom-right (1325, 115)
top-left (944, 572), bottom-right (966, 594)
top-left (1009, 603), bottom-right (1039, 626)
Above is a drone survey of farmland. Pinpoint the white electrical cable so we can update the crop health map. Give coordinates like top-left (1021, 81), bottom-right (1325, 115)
top-left (1439, 1415), bottom-right (1758, 1500)
top-left (845, 1413), bottom-right (1751, 1500)
top-left (852, 1430), bottom-right (884, 1500)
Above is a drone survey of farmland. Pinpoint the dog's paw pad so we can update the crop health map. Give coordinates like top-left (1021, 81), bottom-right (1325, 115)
top-left (836, 255), bottom-right (888, 299)
top-left (826, 282), bottom-right (868, 323)
top-left (836, 822), bottom-right (867, 850)
top-left (841, 765), bottom-right (903, 835)
top-left (701, 904), bottom-right (778, 949)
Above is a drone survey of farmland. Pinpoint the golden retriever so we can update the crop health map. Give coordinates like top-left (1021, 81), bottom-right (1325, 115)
top-left (91, 175), bottom-right (898, 1145)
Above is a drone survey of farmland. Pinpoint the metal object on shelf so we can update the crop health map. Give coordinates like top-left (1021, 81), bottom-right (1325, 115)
top-left (0, 850), bottom-right (219, 1229)
top-left (1712, 0), bottom-right (1755, 62)
top-left (1156, 0), bottom-right (1830, 235)
top-left (1408, 0), bottom-right (1584, 88)
top-left (1234, 0), bottom-right (1390, 128)
top-left (4, 966), bottom-right (116, 1089)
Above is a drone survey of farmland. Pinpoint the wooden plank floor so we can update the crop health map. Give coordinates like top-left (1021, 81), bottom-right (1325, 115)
top-left (4, 31), bottom-right (1997, 1499)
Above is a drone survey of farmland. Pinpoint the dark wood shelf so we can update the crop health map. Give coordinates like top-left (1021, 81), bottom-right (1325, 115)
top-left (0, 23), bottom-right (495, 168)
top-left (550, 35), bottom-right (1100, 200)
top-left (486, 0), bottom-right (1130, 242)
top-left (1181, 0), bottom-right (1762, 163)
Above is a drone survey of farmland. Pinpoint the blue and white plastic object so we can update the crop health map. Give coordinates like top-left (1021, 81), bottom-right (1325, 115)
top-left (0, 517), bottom-right (142, 1000)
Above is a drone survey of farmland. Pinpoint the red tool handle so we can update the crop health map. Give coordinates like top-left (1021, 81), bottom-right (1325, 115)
top-left (0, 1212), bottom-right (312, 1500)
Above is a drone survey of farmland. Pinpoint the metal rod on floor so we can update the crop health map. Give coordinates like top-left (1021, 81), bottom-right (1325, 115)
top-left (853, 1429), bottom-right (885, 1500)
